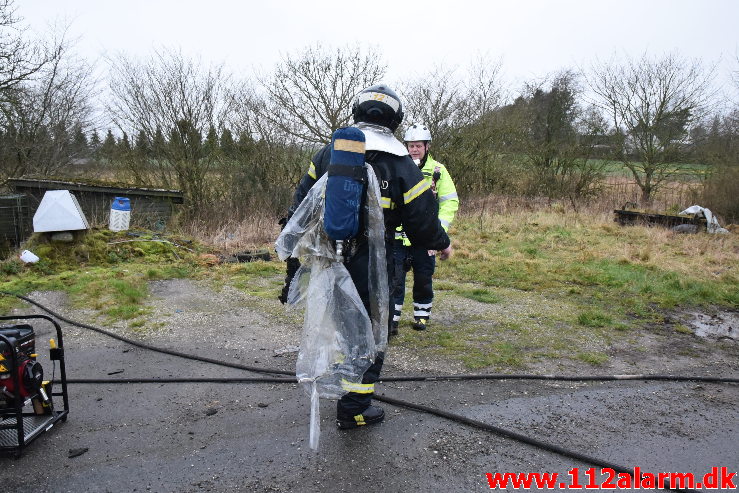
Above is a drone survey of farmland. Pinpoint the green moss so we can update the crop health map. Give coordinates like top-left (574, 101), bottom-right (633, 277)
top-left (457, 288), bottom-right (502, 304)
top-left (0, 228), bottom-right (211, 322)
top-left (577, 310), bottom-right (613, 327)
top-left (575, 352), bottom-right (608, 365)
top-left (674, 324), bottom-right (694, 335)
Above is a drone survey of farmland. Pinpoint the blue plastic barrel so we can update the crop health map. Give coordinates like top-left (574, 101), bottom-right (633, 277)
top-left (109, 197), bottom-right (131, 231)
top-left (111, 197), bottom-right (131, 211)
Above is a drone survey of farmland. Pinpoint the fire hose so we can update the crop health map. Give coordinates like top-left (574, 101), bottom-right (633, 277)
top-left (4, 291), bottom-right (737, 492)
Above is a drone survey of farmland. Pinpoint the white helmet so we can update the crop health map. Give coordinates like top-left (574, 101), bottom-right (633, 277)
top-left (403, 123), bottom-right (432, 142)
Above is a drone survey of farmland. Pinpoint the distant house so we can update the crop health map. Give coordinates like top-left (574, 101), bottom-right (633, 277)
top-left (8, 178), bottom-right (184, 232)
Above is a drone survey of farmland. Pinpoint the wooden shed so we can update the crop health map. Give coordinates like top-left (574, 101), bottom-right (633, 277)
top-left (8, 178), bottom-right (184, 231)
top-left (0, 194), bottom-right (32, 253)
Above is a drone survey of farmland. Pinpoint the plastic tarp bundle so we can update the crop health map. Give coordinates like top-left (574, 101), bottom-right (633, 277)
top-left (679, 205), bottom-right (729, 234)
top-left (275, 165), bottom-right (388, 450)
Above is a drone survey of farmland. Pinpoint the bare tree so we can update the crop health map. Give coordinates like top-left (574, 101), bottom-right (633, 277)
top-left (462, 54), bottom-right (506, 123)
top-left (107, 49), bottom-right (234, 212)
top-left (401, 67), bottom-right (465, 148)
top-left (588, 53), bottom-right (715, 204)
top-left (0, 0), bottom-right (62, 94)
top-left (258, 44), bottom-right (386, 146)
top-left (508, 71), bottom-right (607, 199)
top-left (223, 79), bottom-right (309, 217)
top-left (400, 55), bottom-right (505, 150)
top-left (0, 30), bottom-right (95, 179)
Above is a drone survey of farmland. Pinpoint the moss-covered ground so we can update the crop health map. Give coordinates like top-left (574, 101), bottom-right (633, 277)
top-left (1, 209), bottom-right (736, 370)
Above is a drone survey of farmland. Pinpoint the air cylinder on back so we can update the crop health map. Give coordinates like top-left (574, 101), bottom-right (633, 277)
top-left (323, 127), bottom-right (367, 243)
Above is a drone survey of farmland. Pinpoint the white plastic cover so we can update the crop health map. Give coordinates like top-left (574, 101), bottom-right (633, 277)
top-left (356, 122), bottom-right (409, 156)
top-left (33, 190), bottom-right (90, 232)
top-left (275, 164), bottom-right (388, 449)
top-left (679, 205), bottom-right (729, 234)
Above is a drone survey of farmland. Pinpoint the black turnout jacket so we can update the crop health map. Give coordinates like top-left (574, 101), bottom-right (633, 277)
top-left (289, 144), bottom-right (450, 252)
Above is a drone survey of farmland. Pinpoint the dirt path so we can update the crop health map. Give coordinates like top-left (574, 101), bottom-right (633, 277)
top-left (2, 280), bottom-right (737, 492)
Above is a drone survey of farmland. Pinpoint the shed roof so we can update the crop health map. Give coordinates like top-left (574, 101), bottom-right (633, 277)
top-left (8, 178), bottom-right (184, 203)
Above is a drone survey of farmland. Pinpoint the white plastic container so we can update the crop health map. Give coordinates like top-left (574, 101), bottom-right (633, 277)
top-left (109, 197), bottom-right (131, 232)
top-left (19, 250), bottom-right (39, 263)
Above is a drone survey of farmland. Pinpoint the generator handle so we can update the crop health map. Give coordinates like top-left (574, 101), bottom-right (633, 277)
top-left (0, 314), bottom-right (69, 414)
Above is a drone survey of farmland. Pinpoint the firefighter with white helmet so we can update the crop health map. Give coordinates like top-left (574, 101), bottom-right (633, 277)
top-left (391, 123), bottom-right (459, 335)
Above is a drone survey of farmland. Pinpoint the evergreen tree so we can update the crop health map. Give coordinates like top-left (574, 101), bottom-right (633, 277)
top-left (152, 126), bottom-right (166, 160)
top-left (119, 131), bottom-right (132, 154)
top-left (134, 129), bottom-right (150, 157)
top-left (100, 129), bottom-right (117, 161)
top-left (71, 125), bottom-right (89, 159)
top-left (220, 128), bottom-right (235, 158)
top-left (203, 125), bottom-right (219, 157)
top-left (89, 130), bottom-right (102, 157)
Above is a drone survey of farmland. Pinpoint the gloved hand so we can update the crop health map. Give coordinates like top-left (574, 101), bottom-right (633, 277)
top-left (278, 257), bottom-right (301, 304)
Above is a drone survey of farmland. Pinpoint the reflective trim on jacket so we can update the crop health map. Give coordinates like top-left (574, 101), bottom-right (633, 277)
top-left (396, 154), bottom-right (459, 246)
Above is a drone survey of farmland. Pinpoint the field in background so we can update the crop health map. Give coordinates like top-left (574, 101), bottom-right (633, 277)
top-left (1, 196), bottom-right (736, 370)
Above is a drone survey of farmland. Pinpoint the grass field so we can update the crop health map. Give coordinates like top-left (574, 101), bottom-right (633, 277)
top-left (1, 206), bottom-right (736, 369)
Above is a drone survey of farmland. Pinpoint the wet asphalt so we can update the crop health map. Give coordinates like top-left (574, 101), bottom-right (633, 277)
top-left (2, 319), bottom-right (737, 493)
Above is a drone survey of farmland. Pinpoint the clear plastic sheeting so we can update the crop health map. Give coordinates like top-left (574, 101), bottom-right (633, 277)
top-left (275, 164), bottom-right (388, 450)
top-left (679, 205), bottom-right (729, 234)
top-left (291, 259), bottom-right (375, 398)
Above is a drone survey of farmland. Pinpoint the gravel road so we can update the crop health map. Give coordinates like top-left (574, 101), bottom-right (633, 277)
top-left (2, 280), bottom-right (737, 492)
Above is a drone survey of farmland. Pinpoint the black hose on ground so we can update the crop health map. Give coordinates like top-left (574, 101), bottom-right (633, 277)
top-left (4, 291), bottom-right (736, 385)
top-left (1, 291), bottom-right (292, 376)
top-left (2, 291), bottom-right (722, 492)
top-left (61, 375), bottom-right (699, 493)
top-left (372, 393), bottom-right (698, 493)
top-left (62, 374), bottom-right (739, 384)
top-left (64, 377), bottom-right (297, 384)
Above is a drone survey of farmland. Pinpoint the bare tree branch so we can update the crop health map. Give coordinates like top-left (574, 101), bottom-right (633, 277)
top-left (257, 44), bottom-right (385, 146)
top-left (587, 52), bottom-right (715, 203)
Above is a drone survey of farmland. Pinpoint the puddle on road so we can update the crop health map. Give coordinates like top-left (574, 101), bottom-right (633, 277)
top-left (687, 310), bottom-right (737, 340)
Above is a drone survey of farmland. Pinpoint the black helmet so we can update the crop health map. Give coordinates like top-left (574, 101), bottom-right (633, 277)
top-left (352, 84), bottom-right (404, 132)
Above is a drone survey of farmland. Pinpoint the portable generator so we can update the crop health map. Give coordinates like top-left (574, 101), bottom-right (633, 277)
top-left (0, 314), bottom-right (69, 458)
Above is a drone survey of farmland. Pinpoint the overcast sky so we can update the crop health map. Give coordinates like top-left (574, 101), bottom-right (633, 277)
top-left (18, 0), bottom-right (739, 97)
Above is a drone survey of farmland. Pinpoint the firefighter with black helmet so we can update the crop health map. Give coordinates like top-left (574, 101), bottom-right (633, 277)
top-left (391, 123), bottom-right (459, 334)
top-left (285, 84), bottom-right (451, 429)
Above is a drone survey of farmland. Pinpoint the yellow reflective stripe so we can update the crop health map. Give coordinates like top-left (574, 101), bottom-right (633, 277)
top-left (404, 179), bottom-right (430, 204)
top-left (438, 192), bottom-right (458, 202)
top-left (354, 414), bottom-right (366, 425)
top-left (341, 379), bottom-right (375, 394)
top-left (334, 138), bottom-right (365, 153)
top-left (307, 162), bottom-right (316, 179)
top-left (380, 197), bottom-right (394, 209)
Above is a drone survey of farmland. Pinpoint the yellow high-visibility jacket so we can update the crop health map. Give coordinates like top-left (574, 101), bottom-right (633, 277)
top-left (395, 154), bottom-right (459, 246)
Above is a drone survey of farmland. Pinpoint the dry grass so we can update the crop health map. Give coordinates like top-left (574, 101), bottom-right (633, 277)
top-left (176, 212), bottom-right (281, 254)
top-left (464, 176), bottom-right (733, 228)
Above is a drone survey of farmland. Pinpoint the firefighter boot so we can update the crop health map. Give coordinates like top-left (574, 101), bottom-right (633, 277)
top-left (389, 321), bottom-right (399, 338)
top-left (336, 405), bottom-right (385, 430)
top-left (412, 318), bottom-right (428, 331)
